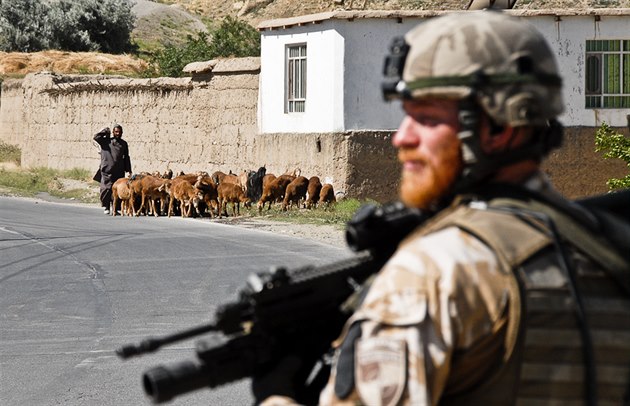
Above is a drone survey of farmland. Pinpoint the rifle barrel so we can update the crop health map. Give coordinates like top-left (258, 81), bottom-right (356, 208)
top-left (116, 323), bottom-right (219, 359)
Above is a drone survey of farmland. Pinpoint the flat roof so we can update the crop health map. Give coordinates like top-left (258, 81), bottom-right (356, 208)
top-left (257, 8), bottom-right (630, 31)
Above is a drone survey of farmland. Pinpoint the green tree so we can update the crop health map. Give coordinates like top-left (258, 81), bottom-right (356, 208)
top-left (208, 16), bottom-right (261, 58)
top-left (151, 31), bottom-right (215, 77)
top-left (151, 16), bottom-right (260, 77)
top-left (0, 0), bottom-right (135, 53)
top-left (595, 122), bottom-right (630, 190)
top-left (0, 0), bottom-right (53, 52)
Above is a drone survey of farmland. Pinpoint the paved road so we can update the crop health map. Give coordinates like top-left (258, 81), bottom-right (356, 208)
top-left (0, 197), bottom-right (351, 406)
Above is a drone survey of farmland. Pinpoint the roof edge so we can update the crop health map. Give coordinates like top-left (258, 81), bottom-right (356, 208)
top-left (257, 8), bottom-right (630, 31)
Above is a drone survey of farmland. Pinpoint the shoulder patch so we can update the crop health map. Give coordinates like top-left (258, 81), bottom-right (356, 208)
top-left (355, 337), bottom-right (407, 406)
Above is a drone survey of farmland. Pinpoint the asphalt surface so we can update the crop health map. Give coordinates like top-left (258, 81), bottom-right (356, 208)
top-left (0, 196), bottom-right (351, 406)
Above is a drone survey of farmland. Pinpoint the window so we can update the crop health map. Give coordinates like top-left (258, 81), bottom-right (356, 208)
top-left (585, 39), bottom-right (630, 108)
top-left (286, 44), bottom-right (306, 113)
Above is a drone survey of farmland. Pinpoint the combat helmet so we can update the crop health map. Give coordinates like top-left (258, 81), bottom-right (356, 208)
top-left (382, 11), bottom-right (564, 189)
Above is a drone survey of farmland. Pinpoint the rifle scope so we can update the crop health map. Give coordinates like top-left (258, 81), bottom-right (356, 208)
top-left (345, 201), bottom-right (427, 253)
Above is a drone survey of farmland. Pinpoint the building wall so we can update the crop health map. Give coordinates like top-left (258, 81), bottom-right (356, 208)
top-left (12, 70), bottom-right (259, 174)
top-left (260, 11), bottom-right (630, 132)
top-left (256, 10), bottom-right (629, 200)
top-left (339, 18), bottom-right (417, 130)
top-left (259, 26), bottom-right (346, 133)
top-left (527, 14), bottom-right (630, 127)
top-left (543, 126), bottom-right (628, 198)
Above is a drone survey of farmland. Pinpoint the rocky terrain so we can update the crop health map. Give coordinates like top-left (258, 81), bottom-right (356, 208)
top-left (162, 0), bottom-right (630, 26)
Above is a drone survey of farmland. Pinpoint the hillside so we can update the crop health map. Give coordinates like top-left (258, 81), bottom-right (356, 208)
top-left (1, 0), bottom-right (628, 77)
top-left (161, 0), bottom-right (630, 25)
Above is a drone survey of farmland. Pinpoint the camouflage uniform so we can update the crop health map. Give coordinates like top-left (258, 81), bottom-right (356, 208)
top-left (318, 172), bottom-right (630, 405)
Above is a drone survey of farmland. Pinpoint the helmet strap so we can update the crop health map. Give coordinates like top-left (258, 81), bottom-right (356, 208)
top-left (453, 97), bottom-right (494, 192)
top-left (452, 98), bottom-right (564, 193)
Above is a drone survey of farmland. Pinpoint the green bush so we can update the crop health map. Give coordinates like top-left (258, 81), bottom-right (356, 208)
top-left (207, 16), bottom-right (261, 58)
top-left (0, 141), bottom-right (21, 165)
top-left (0, 166), bottom-right (98, 202)
top-left (0, 167), bottom-right (52, 195)
top-left (595, 122), bottom-right (630, 190)
top-left (151, 16), bottom-right (260, 77)
top-left (0, 0), bottom-right (52, 51)
top-left (0, 0), bottom-right (136, 53)
top-left (61, 168), bottom-right (92, 181)
top-left (151, 31), bottom-right (214, 77)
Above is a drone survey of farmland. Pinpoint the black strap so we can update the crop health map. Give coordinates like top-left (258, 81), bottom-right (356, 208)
top-left (334, 322), bottom-right (362, 399)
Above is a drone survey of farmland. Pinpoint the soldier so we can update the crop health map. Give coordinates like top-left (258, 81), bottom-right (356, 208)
top-left (94, 124), bottom-right (132, 214)
top-left (254, 11), bottom-right (630, 406)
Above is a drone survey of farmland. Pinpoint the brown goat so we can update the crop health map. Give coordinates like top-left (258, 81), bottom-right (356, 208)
top-left (282, 176), bottom-right (309, 211)
top-left (218, 182), bottom-right (251, 217)
top-left (127, 174), bottom-right (148, 215)
top-left (194, 175), bottom-right (219, 218)
top-left (111, 177), bottom-right (134, 216)
top-left (162, 174), bottom-right (199, 216)
top-left (161, 177), bottom-right (201, 218)
top-left (257, 174), bottom-right (295, 213)
top-left (261, 173), bottom-right (276, 190)
top-left (305, 176), bottom-right (323, 209)
top-left (212, 170), bottom-right (240, 187)
top-left (136, 175), bottom-right (169, 217)
top-left (319, 183), bottom-right (336, 210)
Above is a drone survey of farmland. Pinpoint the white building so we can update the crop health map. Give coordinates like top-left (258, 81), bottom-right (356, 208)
top-left (258, 9), bottom-right (630, 133)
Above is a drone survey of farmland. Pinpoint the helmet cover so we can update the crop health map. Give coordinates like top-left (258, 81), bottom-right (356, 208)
top-left (402, 11), bottom-right (564, 127)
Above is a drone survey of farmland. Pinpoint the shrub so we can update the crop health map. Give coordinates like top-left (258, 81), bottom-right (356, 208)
top-left (0, 141), bottom-right (21, 165)
top-left (0, 0), bottom-right (53, 52)
top-left (151, 16), bottom-right (260, 77)
top-left (0, 0), bottom-right (136, 53)
top-left (595, 122), bottom-right (630, 190)
top-left (208, 16), bottom-right (261, 58)
top-left (151, 31), bottom-right (215, 77)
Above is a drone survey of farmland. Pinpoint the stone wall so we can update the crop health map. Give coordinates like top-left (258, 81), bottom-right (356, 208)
top-left (0, 59), bottom-right (399, 201)
top-left (0, 57), bottom-right (626, 202)
top-left (0, 79), bottom-right (24, 148)
top-left (543, 126), bottom-right (628, 199)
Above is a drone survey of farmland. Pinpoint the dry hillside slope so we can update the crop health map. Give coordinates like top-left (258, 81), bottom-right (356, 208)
top-left (165, 0), bottom-right (630, 25)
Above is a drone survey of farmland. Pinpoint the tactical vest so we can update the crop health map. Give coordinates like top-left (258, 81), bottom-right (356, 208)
top-left (417, 194), bottom-right (630, 406)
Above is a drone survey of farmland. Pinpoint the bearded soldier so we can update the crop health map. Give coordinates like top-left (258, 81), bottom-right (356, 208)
top-left (254, 10), bottom-right (630, 406)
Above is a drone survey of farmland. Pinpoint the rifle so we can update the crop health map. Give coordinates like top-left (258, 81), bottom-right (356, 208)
top-left (116, 201), bottom-right (430, 404)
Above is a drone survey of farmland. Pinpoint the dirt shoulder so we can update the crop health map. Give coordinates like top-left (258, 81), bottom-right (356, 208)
top-left (210, 215), bottom-right (347, 247)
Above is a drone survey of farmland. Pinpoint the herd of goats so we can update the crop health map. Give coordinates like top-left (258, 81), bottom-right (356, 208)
top-left (109, 166), bottom-right (337, 218)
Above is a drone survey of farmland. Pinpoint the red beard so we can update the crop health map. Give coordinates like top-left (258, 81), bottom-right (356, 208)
top-left (398, 141), bottom-right (462, 209)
